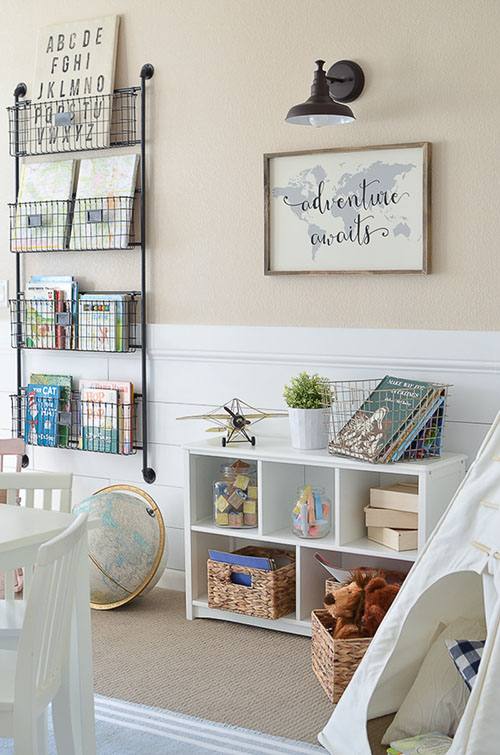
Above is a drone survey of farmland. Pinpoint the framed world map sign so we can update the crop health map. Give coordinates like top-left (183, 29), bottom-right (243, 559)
top-left (264, 142), bottom-right (431, 275)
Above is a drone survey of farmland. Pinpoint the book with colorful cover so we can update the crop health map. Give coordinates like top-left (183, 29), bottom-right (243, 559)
top-left (12, 160), bottom-right (76, 250)
top-left (78, 293), bottom-right (129, 351)
top-left (390, 390), bottom-right (446, 462)
top-left (30, 373), bottom-right (72, 447)
top-left (69, 154), bottom-right (139, 250)
top-left (330, 376), bottom-right (440, 462)
top-left (25, 383), bottom-right (61, 447)
top-left (79, 379), bottom-right (133, 454)
top-left (25, 283), bottom-right (57, 349)
top-left (78, 298), bottom-right (118, 351)
top-left (390, 732), bottom-right (452, 754)
top-left (80, 386), bottom-right (118, 453)
top-left (29, 276), bottom-right (78, 348)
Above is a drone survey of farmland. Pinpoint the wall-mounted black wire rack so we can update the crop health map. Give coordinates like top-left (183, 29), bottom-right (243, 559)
top-left (9, 292), bottom-right (140, 352)
top-left (9, 195), bottom-right (139, 252)
top-left (11, 387), bottom-right (142, 454)
top-left (8, 87), bottom-right (140, 157)
top-left (9, 65), bottom-right (156, 483)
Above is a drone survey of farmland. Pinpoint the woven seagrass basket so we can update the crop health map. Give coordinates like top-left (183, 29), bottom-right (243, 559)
top-left (311, 609), bottom-right (371, 703)
top-left (207, 546), bottom-right (295, 620)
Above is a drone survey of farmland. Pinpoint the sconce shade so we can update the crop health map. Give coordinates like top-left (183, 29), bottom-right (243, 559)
top-left (285, 59), bottom-right (364, 127)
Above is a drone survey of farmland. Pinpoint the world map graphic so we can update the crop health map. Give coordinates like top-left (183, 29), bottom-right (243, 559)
top-left (272, 160), bottom-right (418, 261)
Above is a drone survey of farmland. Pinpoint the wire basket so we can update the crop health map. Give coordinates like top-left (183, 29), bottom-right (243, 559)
top-left (9, 293), bottom-right (139, 353)
top-left (9, 195), bottom-right (138, 252)
top-left (321, 377), bottom-right (449, 463)
top-left (11, 388), bottom-right (142, 455)
top-left (8, 88), bottom-right (140, 157)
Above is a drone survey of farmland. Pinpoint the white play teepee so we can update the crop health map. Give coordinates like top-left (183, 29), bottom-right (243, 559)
top-left (319, 412), bottom-right (500, 755)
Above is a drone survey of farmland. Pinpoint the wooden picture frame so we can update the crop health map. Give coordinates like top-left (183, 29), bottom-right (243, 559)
top-left (264, 142), bottom-right (431, 275)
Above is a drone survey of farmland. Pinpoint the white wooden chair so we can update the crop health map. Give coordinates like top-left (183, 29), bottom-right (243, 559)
top-left (0, 512), bottom-right (88, 754)
top-left (0, 472), bottom-right (73, 648)
top-left (0, 439), bottom-right (27, 593)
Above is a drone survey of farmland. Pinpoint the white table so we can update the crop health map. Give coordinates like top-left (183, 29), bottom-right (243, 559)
top-left (0, 505), bottom-right (96, 755)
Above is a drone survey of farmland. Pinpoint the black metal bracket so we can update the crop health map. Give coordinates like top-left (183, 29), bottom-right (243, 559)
top-left (326, 60), bottom-right (365, 103)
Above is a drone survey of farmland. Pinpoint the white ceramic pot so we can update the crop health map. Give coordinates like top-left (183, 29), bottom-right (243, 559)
top-left (288, 407), bottom-right (327, 450)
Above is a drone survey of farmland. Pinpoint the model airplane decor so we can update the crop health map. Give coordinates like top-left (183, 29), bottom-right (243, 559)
top-left (177, 398), bottom-right (288, 446)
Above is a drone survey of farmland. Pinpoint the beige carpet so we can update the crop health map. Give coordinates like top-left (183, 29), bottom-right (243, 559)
top-left (91, 588), bottom-right (392, 752)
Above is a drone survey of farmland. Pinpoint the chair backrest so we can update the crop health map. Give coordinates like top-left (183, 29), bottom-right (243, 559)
top-left (14, 513), bottom-right (88, 719)
top-left (1, 472), bottom-right (73, 600)
top-left (0, 439), bottom-right (25, 504)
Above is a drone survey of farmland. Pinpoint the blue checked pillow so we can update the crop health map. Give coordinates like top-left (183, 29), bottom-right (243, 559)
top-left (446, 639), bottom-right (485, 691)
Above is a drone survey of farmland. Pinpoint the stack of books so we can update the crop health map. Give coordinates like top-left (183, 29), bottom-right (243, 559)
top-left (25, 275), bottom-right (78, 349)
top-left (22, 275), bottom-right (134, 352)
top-left (387, 731), bottom-right (452, 753)
top-left (329, 376), bottom-right (447, 463)
top-left (79, 379), bottom-right (134, 454)
top-left (366, 483), bottom-right (418, 551)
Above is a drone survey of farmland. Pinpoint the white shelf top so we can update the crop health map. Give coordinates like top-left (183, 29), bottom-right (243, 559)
top-left (184, 436), bottom-right (467, 473)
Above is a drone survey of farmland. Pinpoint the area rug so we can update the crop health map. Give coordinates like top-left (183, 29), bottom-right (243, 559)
top-left (0, 694), bottom-right (326, 753)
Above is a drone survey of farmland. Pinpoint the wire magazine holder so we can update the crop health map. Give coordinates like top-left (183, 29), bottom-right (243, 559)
top-left (7, 88), bottom-right (140, 157)
top-left (321, 378), bottom-right (450, 463)
top-left (11, 388), bottom-right (142, 454)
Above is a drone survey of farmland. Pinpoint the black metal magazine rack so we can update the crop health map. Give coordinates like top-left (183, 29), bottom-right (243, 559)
top-left (8, 64), bottom-right (156, 484)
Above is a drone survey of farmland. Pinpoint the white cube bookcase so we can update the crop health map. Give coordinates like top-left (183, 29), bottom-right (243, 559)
top-left (184, 437), bottom-right (466, 636)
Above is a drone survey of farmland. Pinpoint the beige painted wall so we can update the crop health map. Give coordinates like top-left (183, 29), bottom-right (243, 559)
top-left (0, 0), bottom-right (499, 329)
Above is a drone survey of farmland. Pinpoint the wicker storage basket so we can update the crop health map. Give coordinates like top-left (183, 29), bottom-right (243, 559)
top-left (311, 609), bottom-right (371, 703)
top-left (207, 546), bottom-right (295, 620)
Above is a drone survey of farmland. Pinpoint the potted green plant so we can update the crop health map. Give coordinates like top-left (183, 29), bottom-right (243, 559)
top-left (283, 371), bottom-right (329, 450)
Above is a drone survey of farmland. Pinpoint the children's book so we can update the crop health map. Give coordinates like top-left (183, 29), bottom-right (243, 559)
top-left (12, 160), bottom-right (76, 250)
top-left (79, 379), bottom-right (133, 454)
top-left (390, 391), bottom-right (446, 462)
top-left (29, 276), bottom-right (78, 348)
top-left (390, 732), bottom-right (452, 754)
top-left (25, 283), bottom-right (58, 349)
top-left (30, 374), bottom-right (72, 447)
top-left (78, 298), bottom-right (118, 351)
top-left (80, 386), bottom-right (118, 453)
top-left (25, 383), bottom-right (61, 448)
top-left (330, 376), bottom-right (440, 462)
top-left (69, 154), bottom-right (139, 250)
top-left (78, 293), bottom-right (130, 351)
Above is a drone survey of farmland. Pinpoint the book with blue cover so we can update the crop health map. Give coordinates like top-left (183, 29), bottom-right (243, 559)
top-left (25, 383), bottom-right (61, 447)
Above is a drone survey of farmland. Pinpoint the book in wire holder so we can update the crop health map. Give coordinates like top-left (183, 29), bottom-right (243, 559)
top-left (321, 376), bottom-right (449, 463)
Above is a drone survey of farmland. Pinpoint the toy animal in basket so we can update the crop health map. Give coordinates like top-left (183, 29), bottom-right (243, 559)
top-left (323, 568), bottom-right (400, 640)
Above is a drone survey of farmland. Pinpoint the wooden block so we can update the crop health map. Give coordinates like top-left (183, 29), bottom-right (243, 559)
top-left (367, 526), bottom-right (418, 552)
top-left (370, 483), bottom-right (418, 513)
top-left (364, 504), bottom-right (418, 529)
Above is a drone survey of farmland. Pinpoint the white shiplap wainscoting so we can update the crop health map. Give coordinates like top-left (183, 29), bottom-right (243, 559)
top-left (0, 322), bottom-right (499, 591)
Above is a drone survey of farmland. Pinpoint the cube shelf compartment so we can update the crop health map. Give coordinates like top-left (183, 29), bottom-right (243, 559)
top-left (184, 437), bottom-right (467, 636)
top-left (11, 387), bottom-right (142, 454)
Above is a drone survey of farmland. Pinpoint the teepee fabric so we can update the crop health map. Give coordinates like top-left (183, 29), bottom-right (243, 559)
top-left (319, 410), bottom-right (500, 755)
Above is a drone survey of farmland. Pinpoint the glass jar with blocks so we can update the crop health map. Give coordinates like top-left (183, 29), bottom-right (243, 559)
top-left (213, 459), bottom-right (258, 528)
top-left (291, 484), bottom-right (331, 538)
